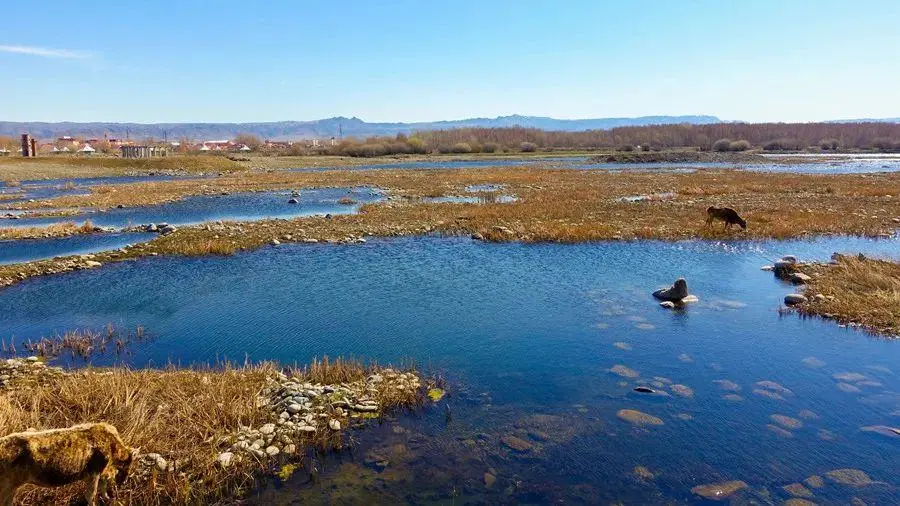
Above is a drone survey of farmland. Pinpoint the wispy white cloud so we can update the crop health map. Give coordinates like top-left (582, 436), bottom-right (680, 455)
top-left (0, 44), bottom-right (91, 59)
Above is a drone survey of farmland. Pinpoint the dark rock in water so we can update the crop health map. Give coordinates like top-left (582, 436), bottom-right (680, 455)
top-left (653, 278), bottom-right (688, 302)
top-left (287, 198), bottom-right (299, 204)
top-left (633, 386), bottom-right (656, 394)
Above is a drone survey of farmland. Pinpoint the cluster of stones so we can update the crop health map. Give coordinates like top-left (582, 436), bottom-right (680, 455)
top-left (138, 222), bottom-right (178, 235)
top-left (0, 357), bottom-right (65, 388)
top-left (216, 368), bottom-right (421, 469)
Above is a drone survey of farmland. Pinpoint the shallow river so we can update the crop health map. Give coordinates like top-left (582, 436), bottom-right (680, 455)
top-left (0, 235), bottom-right (897, 504)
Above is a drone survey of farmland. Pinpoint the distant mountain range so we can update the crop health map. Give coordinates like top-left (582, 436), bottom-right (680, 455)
top-left (825, 117), bottom-right (900, 123)
top-left (0, 115), bottom-right (722, 141)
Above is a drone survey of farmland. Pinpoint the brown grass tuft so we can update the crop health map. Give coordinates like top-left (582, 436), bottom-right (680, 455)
top-left (798, 255), bottom-right (900, 336)
top-left (0, 221), bottom-right (95, 241)
top-left (1, 363), bottom-right (275, 505)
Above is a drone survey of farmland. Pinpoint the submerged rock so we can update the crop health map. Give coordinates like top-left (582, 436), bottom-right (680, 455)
top-left (860, 425), bottom-right (900, 438)
top-left (652, 278), bottom-right (689, 302)
top-left (784, 499), bottom-right (817, 506)
top-left (609, 364), bottom-right (639, 378)
top-left (690, 480), bottom-right (748, 501)
top-left (825, 468), bottom-right (878, 487)
top-left (616, 409), bottom-right (664, 426)
top-left (798, 409), bottom-right (820, 420)
top-left (501, 434), bottom-right (533, 452)
top-left (670, 384), bottom-right (694, 398)
top-left (804, 475), bottom-right (825, 488)
top-left (713, 379), bottom-right (741, 392)
top-left (801, 357), bottom-right (826, 368)
top-left (633, 465), bottom-right (655, 481)
top-left (767, 424), bottom-right (794, 438)
top-left (836, 382), bottom-right (862, 393)
top-left (770, 414), bottom-right (803, 430)
top-left (782, 482), bottom-right (814, 498)
top-left (755, 380), bottom-right (793, 396)
top-left (833, 372), bottom-right (868, 382)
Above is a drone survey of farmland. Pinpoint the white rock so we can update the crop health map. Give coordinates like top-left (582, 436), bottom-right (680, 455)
top-left (265, 446), bottom-right (280, 456)
top-left (259, 423), bottom-right (276, 435)
top-left (217, 452), bottom-right (234, 468)
top-left (328, 419), bottom-right (341, 431)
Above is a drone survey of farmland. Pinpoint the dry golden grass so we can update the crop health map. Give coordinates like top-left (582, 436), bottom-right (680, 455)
top-left (0, 357), bottom-right (424, 505)
top-left (0, 155), bottom-right (242, 180)
top-left (1, 363), bottom-right (274, 505)
top-left (0, 221), bottom-right (95, 241)
top-left (16, 166), bottom-right (900, 243)
top-left (798, 256), bottom-right (900, 336)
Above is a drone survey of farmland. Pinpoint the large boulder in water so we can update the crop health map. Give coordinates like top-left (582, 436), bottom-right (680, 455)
top-left (653, 278), bottom-right (688, 302)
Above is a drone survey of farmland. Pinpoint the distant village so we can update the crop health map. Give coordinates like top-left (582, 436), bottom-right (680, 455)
top-left (0, 133), bottom-right (338, 158)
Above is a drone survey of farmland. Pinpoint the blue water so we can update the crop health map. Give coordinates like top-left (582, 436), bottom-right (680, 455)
top-left (2, 187), bottom-right (382, 230)
top-left (1, 236), bottom-right (898, 503)
top-left (0, 232), bottom-right (154, 265)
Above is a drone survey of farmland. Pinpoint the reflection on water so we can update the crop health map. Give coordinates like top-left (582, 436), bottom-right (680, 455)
top-left (0, 232), bottom-right (155, 265)
top-left (2, 187), bottom-right (383, 230)
top-left (0, 236), bottom-right (898, 503)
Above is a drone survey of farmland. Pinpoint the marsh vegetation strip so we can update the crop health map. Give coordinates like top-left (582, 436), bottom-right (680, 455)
top-left (1, 236), bottom-right (898, 503)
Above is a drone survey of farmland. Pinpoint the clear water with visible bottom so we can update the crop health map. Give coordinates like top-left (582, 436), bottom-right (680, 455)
top-left (0, 236), bottom-right (898, 504)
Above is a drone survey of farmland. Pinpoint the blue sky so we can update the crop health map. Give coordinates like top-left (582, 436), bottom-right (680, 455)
top-left (1, 0), bottom-right (898, 123)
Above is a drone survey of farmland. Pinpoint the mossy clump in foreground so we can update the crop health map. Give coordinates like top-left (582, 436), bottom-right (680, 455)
top-left (796, 254), bottom-right (900, 337)
top-left (0, 357), bottom-right (425, 505)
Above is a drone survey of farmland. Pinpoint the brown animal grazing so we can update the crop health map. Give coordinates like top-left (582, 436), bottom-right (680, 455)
top-left (706, 206), bottom-right (747, 231)
top-left (0, 423), bottom-right (137, 506)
